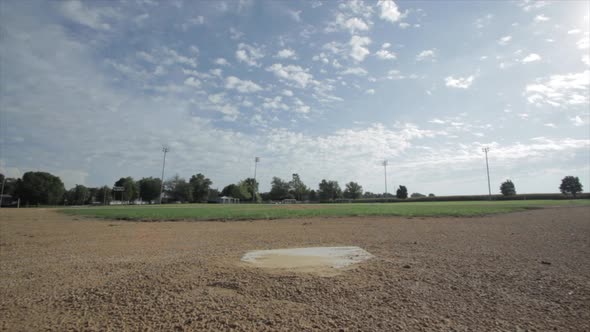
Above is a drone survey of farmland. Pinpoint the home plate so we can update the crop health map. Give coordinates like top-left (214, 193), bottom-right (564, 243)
top-left (241, 247), bottom-right (373, 275)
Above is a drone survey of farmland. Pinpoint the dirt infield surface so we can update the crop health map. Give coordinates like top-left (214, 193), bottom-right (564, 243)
top-left (1, 207), bottom-right (589, 331)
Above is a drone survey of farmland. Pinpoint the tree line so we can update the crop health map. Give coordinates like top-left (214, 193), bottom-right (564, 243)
top-left (0, 171), bottom-right (585, 206)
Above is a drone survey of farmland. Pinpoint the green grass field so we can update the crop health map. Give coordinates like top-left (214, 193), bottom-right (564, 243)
top-left (59, 200), bottom-right (590, 221)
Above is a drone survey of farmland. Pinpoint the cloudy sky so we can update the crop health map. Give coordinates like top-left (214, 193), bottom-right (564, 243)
top-left (1, 0), bottom-right (589, 195)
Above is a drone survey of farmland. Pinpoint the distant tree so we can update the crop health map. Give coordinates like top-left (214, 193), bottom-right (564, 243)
top-left (559, 176), bottom-right (583, 197)
top-left (363, 191), bottom-right (377, 198)
top-left (410, 192), bottom-right (426, 198)
top-left (318, 179), bottom-right (342, 201)
top-left (0, 174), bottom-right (17, 197)
top-left (165, 175), bottom-right (193, 202)
top-left (207, 188), bottom-right (220, 202)
top-left (289, 174), bottom-right (309, 201)
top-left (114, 177), bottom-right (138, 202)
top-left (67, 184), bottom-right (89, 205)
top-left (220, 183), bottom-right (251, 201)
top-left (240, 178), bottom-right (259, 202)
top-left (189, 173), bottom-right (212, 203)
top-left (500, 180), bottom-right (516, 196)
top-left (14, 171), bottom-right (65, 205)
top-left (138, 177), bottom-right (162, 203)
top-left (428, 193), bottom-right (435, 197)
top-left (343, 181), bottom-right (363, 199)
top-left (221, 184), bottom-right (239, 197)
top-left (86, 187), bottom-right (99, 204)
top-left (396, 185), bottom-right (408, 199)
top-left (270, 177), bottom-right (291, 200)
top-left (308, 190), bottom-right (318, 202)
top-left (95, 186), bottom-right (112, 205)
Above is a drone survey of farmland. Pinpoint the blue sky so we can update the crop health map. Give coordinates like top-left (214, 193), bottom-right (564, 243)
top-left (1, 0), bottom-right (589, 195)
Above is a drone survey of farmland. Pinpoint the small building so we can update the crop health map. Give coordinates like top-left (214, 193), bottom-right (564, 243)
top-left (218, 196), bottom-right (239, 204)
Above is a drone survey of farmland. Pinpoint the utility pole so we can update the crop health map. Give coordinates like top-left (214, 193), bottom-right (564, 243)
top-left (482, 147), bottom-right (492, 200)
top-left (159, 146), bottom-right (169, 204)
top-left (253, 157), bottom-right (259, 203)
top-left (0, 176), bottom-right (6, 208)
top-left (382, 160), bottom-right (388, 196)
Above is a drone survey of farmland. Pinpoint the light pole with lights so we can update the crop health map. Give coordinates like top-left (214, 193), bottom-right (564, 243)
top-left (482, 147), bottom-right (491, 200)
top-left (159, 146), bottom-right (169, 204)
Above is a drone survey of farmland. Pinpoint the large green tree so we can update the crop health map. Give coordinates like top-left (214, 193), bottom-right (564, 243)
top-left (65, 184), bottom-right (90, 205)
top-left (289, 174), bottom-right (309, 201)
top-left (114, 177), bottom-right (138, 202)
top-left (0, 173), bottom-right (17, 197)
top-left (269, 177), bottom-right (291, 200)
top-left (343, 181), bottom-right (363, 199)
top-left (559, 176), bottom-right (583, 197)
top-left (220, 183), bottom-right (251, 201)
top-left (500, 180), bottom-right (516, 196)
top-left (165, 175), bottom-right (193, 202)
top-left (138, 177), bottom-right (162, 203)
top-left (239, 178), bottom-right (259, 202)
top-left (15, 171), bottom-right (65, 205)
top-left (396, 185), bottom-right (408, 199)
top-left (95, 186), bottom-right (112, 205)
top-left (318, 179), bottom-right (342, 201)
top-left (189, 173), bottom-right (212, 202)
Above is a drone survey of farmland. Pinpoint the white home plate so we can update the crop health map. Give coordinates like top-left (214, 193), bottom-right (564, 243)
top-left (241, 247), bottom-right (373, 274)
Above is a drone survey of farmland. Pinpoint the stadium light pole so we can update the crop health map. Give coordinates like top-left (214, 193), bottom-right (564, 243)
top-left (253, 157), bottom-right (259, 203)
top-left (482, 147), bottom-right (492, 200)
top-left (0, 176), bottom-right (6, 208)
top-left (159, 146), bottom-right (169, 204)
top-left (382, 160), bottom-right (388, 196)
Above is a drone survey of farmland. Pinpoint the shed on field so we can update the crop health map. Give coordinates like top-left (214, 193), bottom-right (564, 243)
top-left (219, 196), bottom-right (239, 204)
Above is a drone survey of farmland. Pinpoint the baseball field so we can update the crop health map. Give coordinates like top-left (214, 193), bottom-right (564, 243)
top-left (1, 201), bottom-right (589, 331)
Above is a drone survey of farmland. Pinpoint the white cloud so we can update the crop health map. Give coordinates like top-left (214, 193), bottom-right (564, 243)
top-left (445, 75), bottom-right (475, 89)
top-left (181, 16), bottom-right (205, 30)
top-left (276, 48), bottom-right (297, 59)
top-left (534, 14), bottom-right (550, 22)
top-left (522, 53), bottom-right (542, 63)
top-left (474, 14), bottom-right (493, 29)
top-left (570, 115), bottom-right (588, 126)
top-left (262, 96), bottom-right (289, 111)
top-left (282, 89), bottom-right (294, 97)
top-left (183, 77), bottom-right (201, 88)
top-left (340, 67), bottom-right (368, 76)
top-left (416, 49), bottom-right (436, 61)
top-left (208, 93), bottom-right (225, 104)
top-left (162, 47), bottom-right (197, 67)
top-left (519, 0), bottom-right (549, 12)
top-left (376, 49), bottom-right (397, 60)
top-left (568, 29), bottom-right (581, 35)
top-left (382, 42), bottom-right (391, 49)
top-left (288, 10), bottom-right (302, 22)
top-left (577, 33), bottom-right (589, 49)
top-left (365, 89), bottom-right (375, 95)
top-left (225, 76), bottom-right (263, 93)
top-left (349, 35), bottom-right (371, 62)
top-left (399, 22), bottom-right (410, 29)
top-left (235, 43), bottom-right (264, 67)
top-left (377, 0), bottom-right (401, 23)
top-left (266, 63), bottom-right (317, 88)
top-left (344, 17), bottom-right (369, 33)
top-left (214, 58), bottom-right (230, 66)
top-left (498, 35), bottom-right (512, 45)
top-left (582, 55), bottom-right (590, 66)
top-left (293, 98), bottom-right (311, 113)
top-left (544, 123), bottom-right (556, 128)
top-left (60, 0), bottom-right (115, 30)
top-left (526, 70), bottom-right (590, 107)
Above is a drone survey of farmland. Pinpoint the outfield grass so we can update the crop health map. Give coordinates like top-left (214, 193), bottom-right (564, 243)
top-left (59, 200), bottom-right (590, 221)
